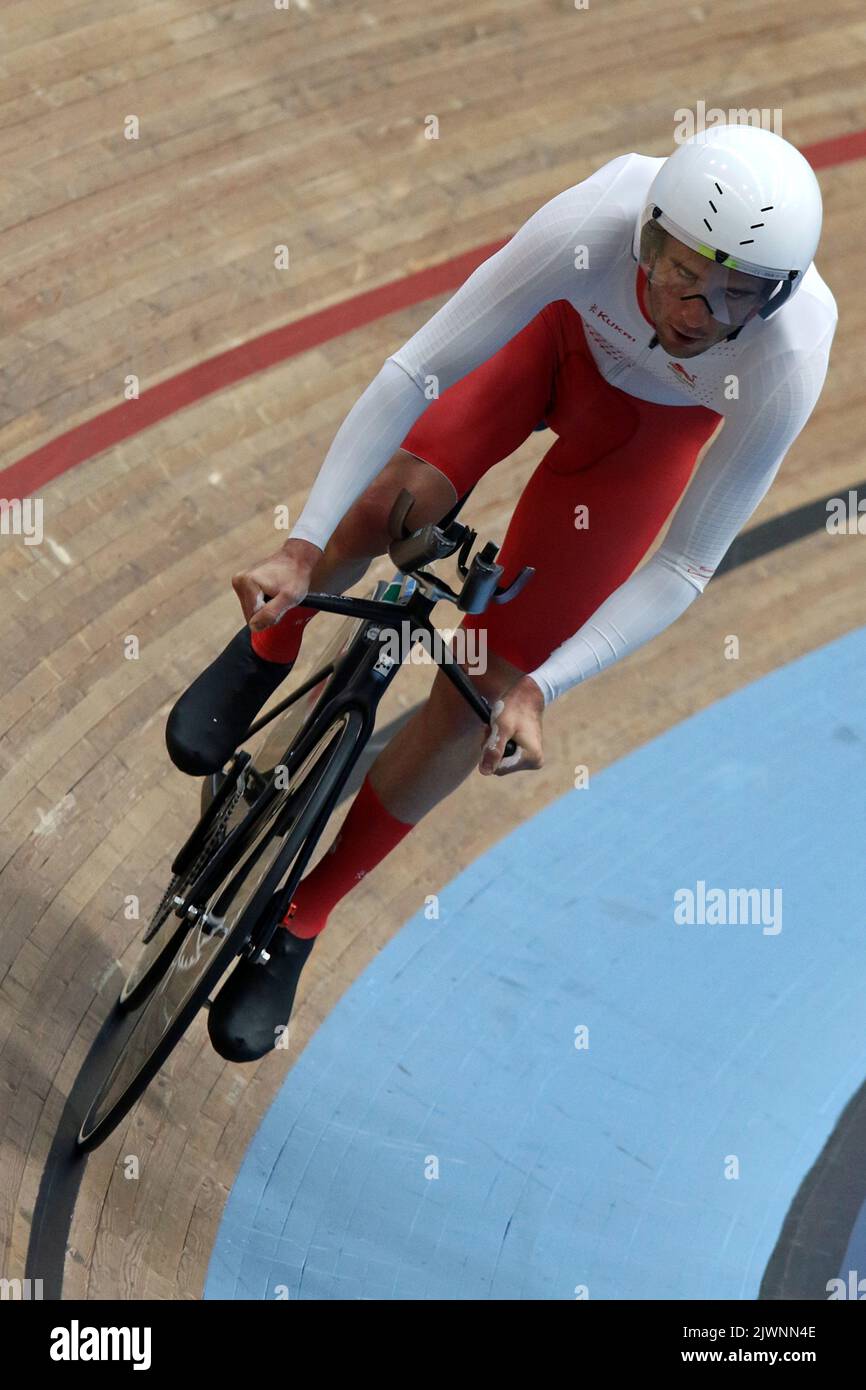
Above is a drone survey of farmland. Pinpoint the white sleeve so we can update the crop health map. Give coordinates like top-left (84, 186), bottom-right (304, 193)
top-left (528, 334), bottom-right (835, 705)
top-left (288, 156), bottom-right (635, 550)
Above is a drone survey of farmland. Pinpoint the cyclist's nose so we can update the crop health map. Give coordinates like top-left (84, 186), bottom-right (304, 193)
top-left (679, 294), bottom-right (714, 327)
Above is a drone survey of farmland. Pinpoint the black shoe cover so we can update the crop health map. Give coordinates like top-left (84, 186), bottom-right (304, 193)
top-left (166, 626), bottom-right (294, 776)
top-left (208, 928), bottom-right (316, 1062)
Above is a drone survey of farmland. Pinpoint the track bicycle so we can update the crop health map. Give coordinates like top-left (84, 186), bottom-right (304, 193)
top-left (76, 488), bottom-right (533, 1151)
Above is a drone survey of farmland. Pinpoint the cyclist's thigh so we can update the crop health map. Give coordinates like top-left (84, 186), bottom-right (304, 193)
top-left (452, 415), bottom-right (706, 674)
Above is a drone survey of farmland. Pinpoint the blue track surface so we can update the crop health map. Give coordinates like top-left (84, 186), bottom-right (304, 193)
top-left (206, 627), bottom-right (866, 1300)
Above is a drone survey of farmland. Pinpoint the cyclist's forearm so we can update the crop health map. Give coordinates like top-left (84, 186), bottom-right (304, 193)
top-left (527, 549), bottom-right (705, 705)
top-left (288, 359), bottom-right (427, 551)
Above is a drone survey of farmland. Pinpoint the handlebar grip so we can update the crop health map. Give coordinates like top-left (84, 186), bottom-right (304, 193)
top-left (459, 555), bottom-right (503, 614)
top-left (389, 522), bottom-right (453, 573)
top-left (387, 488), bottom-right (416, 541)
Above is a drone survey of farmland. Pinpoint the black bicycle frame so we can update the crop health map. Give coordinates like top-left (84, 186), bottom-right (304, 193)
top-left (240, 580), bottom-right (514, 961)
top-left (178, 584), bottom-right (467, 911)
top-left (245, 581), bottom-right (499, 744)
top-left (173, 466), bottom-right (526, 964)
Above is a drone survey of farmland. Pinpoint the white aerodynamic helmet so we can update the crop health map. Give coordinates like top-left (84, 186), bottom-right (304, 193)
top-left (634, 124), bottom-right (823, 321)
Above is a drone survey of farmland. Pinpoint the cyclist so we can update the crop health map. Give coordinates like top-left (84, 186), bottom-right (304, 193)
top-left (165, 123), bottom-right (837, 1061)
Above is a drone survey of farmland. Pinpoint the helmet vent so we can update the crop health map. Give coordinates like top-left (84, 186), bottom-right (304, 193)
top-left (740, 205), bottom-right (774, 246)
top-left (704, 183), bottom-right (723, 234)
top-left (701, 187), bottom-right (778, 246)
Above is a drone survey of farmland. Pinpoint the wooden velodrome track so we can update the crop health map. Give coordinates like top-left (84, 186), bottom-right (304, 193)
top-left (0, 0), bottom-right (864, 1299)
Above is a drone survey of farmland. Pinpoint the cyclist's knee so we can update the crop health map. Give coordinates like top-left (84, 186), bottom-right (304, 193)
top-left (328, 485), bottom-right (393, 565)
top-left (328, 452), bottom-right (458, 565)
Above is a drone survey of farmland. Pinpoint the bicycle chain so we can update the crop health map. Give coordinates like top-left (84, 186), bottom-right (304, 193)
top-left (145, 773), bottom-right (248, 939)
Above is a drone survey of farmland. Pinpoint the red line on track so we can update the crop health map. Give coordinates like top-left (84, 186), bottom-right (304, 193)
top-left (2, 131), bottom-right (863, 501)
top-left (0, 242), bottom-right (505, 500)
top-left (807, 129), bottom-right (866, 168)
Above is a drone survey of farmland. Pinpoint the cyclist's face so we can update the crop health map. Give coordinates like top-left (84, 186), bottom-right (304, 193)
top-left (643, 234), bottom-right (769, 358)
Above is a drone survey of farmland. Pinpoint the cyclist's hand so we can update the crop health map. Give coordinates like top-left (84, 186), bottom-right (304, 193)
top-left (232, 538), bottom-right (323, 632)
top-left (479, 677), bottom-right (545, 777)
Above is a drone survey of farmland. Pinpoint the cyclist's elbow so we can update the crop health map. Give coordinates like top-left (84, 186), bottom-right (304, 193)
top-left (654, 546), bottom-right (716, 595)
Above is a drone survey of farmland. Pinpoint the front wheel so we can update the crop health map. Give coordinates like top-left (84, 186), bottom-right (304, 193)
top-left (77, 708), bottom-right (364, 1153)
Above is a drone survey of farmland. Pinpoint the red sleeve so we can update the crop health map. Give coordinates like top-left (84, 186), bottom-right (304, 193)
top-left (399, 307), bottom-right (558, 490)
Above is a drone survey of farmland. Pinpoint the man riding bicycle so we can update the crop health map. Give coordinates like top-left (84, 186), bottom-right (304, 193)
top-left (165, 123), bottom-right (837, 1062)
